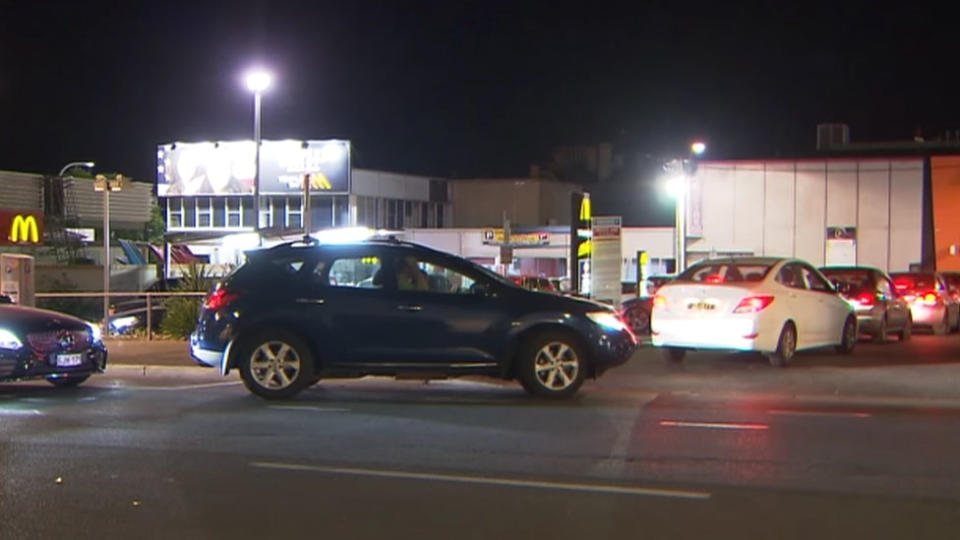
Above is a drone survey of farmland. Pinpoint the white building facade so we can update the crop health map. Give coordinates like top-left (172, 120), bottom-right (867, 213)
top-left (684, 158), bottom-right (924, 272)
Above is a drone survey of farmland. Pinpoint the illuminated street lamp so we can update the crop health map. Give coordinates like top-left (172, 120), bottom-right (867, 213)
top-left (690, 141), bottom-right (707, 156)
top-left (244, 68), bottom-right (273, 240)
top-left (58, 161), bottom-right (96, 177)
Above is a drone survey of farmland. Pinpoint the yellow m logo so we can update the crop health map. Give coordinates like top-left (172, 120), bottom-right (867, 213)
top-left (9, 215), bottom-right (39, 244)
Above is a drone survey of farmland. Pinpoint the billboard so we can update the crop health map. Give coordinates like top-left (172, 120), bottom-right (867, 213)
top-left (0, 211), bottom-right (44, 246)
top-left (157, 139), bottom-right (350, 197)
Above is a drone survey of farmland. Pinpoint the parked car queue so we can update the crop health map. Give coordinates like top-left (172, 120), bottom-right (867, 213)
top-left (648, 257), bottom-right (960, 367)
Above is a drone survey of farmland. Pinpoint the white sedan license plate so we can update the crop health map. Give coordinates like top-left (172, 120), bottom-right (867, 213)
top-left (56, 353), bottom-right (83, 367)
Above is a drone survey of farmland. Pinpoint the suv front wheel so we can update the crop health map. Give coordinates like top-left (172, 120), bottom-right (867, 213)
top-left (239, 331), bottom-right (315, 400)
top-left (518, 331), bottom-right (586, 399)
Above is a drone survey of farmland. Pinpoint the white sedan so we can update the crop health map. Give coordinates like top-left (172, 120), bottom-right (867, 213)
top-left (650, 257), bottom-right (858, 366)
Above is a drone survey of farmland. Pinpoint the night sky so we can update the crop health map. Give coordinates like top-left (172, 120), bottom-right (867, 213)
top-left (1, 1), bottom-right (957, 183)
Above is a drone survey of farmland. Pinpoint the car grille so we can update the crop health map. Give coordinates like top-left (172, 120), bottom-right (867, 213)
top-left (26, 330), bottom-right (92, 354)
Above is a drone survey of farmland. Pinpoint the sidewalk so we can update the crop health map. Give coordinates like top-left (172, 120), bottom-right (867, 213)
top-left (105, 338), bottom-right (197, 367)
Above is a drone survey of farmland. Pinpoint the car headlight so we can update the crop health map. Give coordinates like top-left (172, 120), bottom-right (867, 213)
top-left (109, 316), bottom-right (139, 332)
top-left (87, 322), bottom-right (103, 343)
top-left (587, 311), bottom-right (629, 332)
top-left (0, 328), bottom-right (23, 350)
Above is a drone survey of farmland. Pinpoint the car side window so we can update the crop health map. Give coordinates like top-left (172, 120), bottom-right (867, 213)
top-left (400, 256), bottom-right (480, 295)
top-left (801, 265), bottom-right (832, 292)
top-left (878, 276), bottom-right (894, 298)
top-left (326, 255), bottom-right (384, 289)
top-left (776, 264), bottom-right (807, 290)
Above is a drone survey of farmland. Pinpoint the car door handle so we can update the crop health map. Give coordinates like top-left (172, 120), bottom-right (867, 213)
top-left (296, 298), bottom-right (325, 304)
top-left (396, 304), bottom-right (423, 312)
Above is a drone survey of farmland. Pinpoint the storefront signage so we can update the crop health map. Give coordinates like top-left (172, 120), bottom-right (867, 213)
top-left (481, 229), bottom-right (549, 246)
top-left (591, 216), bottom-right (622, 308)
top-left (0, 211), bottom-right (44, 246)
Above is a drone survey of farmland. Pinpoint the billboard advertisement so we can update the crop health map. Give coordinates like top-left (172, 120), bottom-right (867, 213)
top-left (0, 210), bottom-right (44, 246)
top-left (157, 139), bottom-right (350, 197)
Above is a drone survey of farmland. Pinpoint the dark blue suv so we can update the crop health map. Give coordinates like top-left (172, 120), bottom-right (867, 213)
top-left (190, 238), bottom-right (636, 399)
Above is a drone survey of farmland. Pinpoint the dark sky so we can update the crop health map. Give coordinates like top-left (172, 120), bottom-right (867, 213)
top-left (1, 1), bottom-right (957, 182)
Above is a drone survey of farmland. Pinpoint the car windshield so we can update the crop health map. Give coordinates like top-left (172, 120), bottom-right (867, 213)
top-left (820, 269), bottom-right (873, 289)
top-left (678, 261), bottom-right (775, 283)
top-left (891, 273), bottom-right (938, 293)
top-left (463, 258), bottom-right (521, 288)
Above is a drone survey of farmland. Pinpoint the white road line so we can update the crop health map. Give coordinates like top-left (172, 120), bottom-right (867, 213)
top-left (0, 408), bottom-right (42, 416)
top-left (267, 406), bottom-right (350, 412)
top-left (768, 409), bottom-right (872, 418)
top-left (659, 420), bottom-right (769, 430)
top-left (249, 461), bottom-right (711, 500)
top-left (115, 381), bottom-right (243, 391)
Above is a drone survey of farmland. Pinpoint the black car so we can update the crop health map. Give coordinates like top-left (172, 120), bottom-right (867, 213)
top-left (0, 303), bottom-right (108, 387)
top-left (190, 238), bottom-right (637, 400)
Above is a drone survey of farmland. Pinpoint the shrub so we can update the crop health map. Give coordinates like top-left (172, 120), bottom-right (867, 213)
top-left (159, 264), bottom-right (217, 339)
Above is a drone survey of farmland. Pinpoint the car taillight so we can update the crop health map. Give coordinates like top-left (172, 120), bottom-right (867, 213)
top-left (733, 295), bottom-right (775, 313)
top-left (652, 294), bottom-right (667, 308)
top-left (204, 289), bottom-right (239, 311)
top-left (855, 292), bottom-right (876, 307)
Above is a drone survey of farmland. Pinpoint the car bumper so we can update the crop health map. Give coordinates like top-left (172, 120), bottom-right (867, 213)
top-left (190, 331), bottom-right (225, 368)
top-left (909, 304), bottom-right (946, 327)
top-left (588, 329), bottom-right (637, 373)
top-left (650, 317), bottom-right (776, 352)
top-left (0, 344), bottom-right (107, 381)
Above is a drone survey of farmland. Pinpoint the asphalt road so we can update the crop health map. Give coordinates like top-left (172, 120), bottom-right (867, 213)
top-left (2, 335), bottom-right (960, 539)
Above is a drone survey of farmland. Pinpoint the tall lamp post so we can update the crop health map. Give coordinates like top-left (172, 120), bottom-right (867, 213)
top-left (664, 141), bottom-right (706, 274)
top-left (94, 174), bottom-right (125, 331)
top-left (245, 69), bottom-right (272, 242)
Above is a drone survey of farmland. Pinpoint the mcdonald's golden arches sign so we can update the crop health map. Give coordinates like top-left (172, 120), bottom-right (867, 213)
top-left (0, 211), bottom-right (44, 246)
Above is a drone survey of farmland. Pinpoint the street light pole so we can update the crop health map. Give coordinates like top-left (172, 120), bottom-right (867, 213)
top-left (95, 174), bottom-right (124, 332)
top-left (253, 90), bottom-right (262, 234)
top-left (675, 181), bottom-right (686, 273)
top-left (245, 69), bottom-right (272, 244)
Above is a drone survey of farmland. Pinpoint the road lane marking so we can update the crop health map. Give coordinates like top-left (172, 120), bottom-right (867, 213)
top-left (768, 409), bottom-right (871, 418)
top-left (267, 406), bottom-right (350, 412)
top-left (112, 381), bottom-right (243, 391)
top-left (250, 462), bottom-right (711, 500)
top-left (0, 408), bottom-right (42, 416)
top-left (659, 420), bottom-right (768, 430)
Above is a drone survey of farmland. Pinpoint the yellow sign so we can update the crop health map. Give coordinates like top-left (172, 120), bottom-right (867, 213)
top-left (308, 173), bottom-right (332, 190)
top-left (579, 194), bottom-right (591, 222)
top-left (9, 214), bottom-right (39, 244)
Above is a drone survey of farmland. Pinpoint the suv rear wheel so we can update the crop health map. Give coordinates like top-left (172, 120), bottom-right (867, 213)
top-left (239, 331), bottom-right (315, 400)
top-left (518, 331), bottom-right (586, 399)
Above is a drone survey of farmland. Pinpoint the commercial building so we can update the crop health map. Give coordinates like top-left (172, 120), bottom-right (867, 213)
top-left (158, 140), bottom-right (451, 265)
top-left (683, 157), bottom-right (924, 271)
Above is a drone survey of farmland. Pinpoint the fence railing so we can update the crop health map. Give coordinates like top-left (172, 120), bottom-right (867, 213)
top-left (34, 291), bottom-right (208, 341)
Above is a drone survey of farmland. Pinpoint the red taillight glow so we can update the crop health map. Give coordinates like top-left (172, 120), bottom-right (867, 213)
top-left (704, 274), bottom-right (725, 284)
top-left (733, 295), bottom-right (775, 313)
top-left (653, 294), bottom-right (667, 308)
top-left (855, 292), bottom-right (876, 307)
top-left (203, 289), bottom-right (239, 311)
top-left (916, 291), bottom-right (939, 306)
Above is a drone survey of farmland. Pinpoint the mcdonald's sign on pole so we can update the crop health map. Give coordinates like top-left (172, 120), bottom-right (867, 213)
top-left (0, 211), bottom-right (44, 246)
